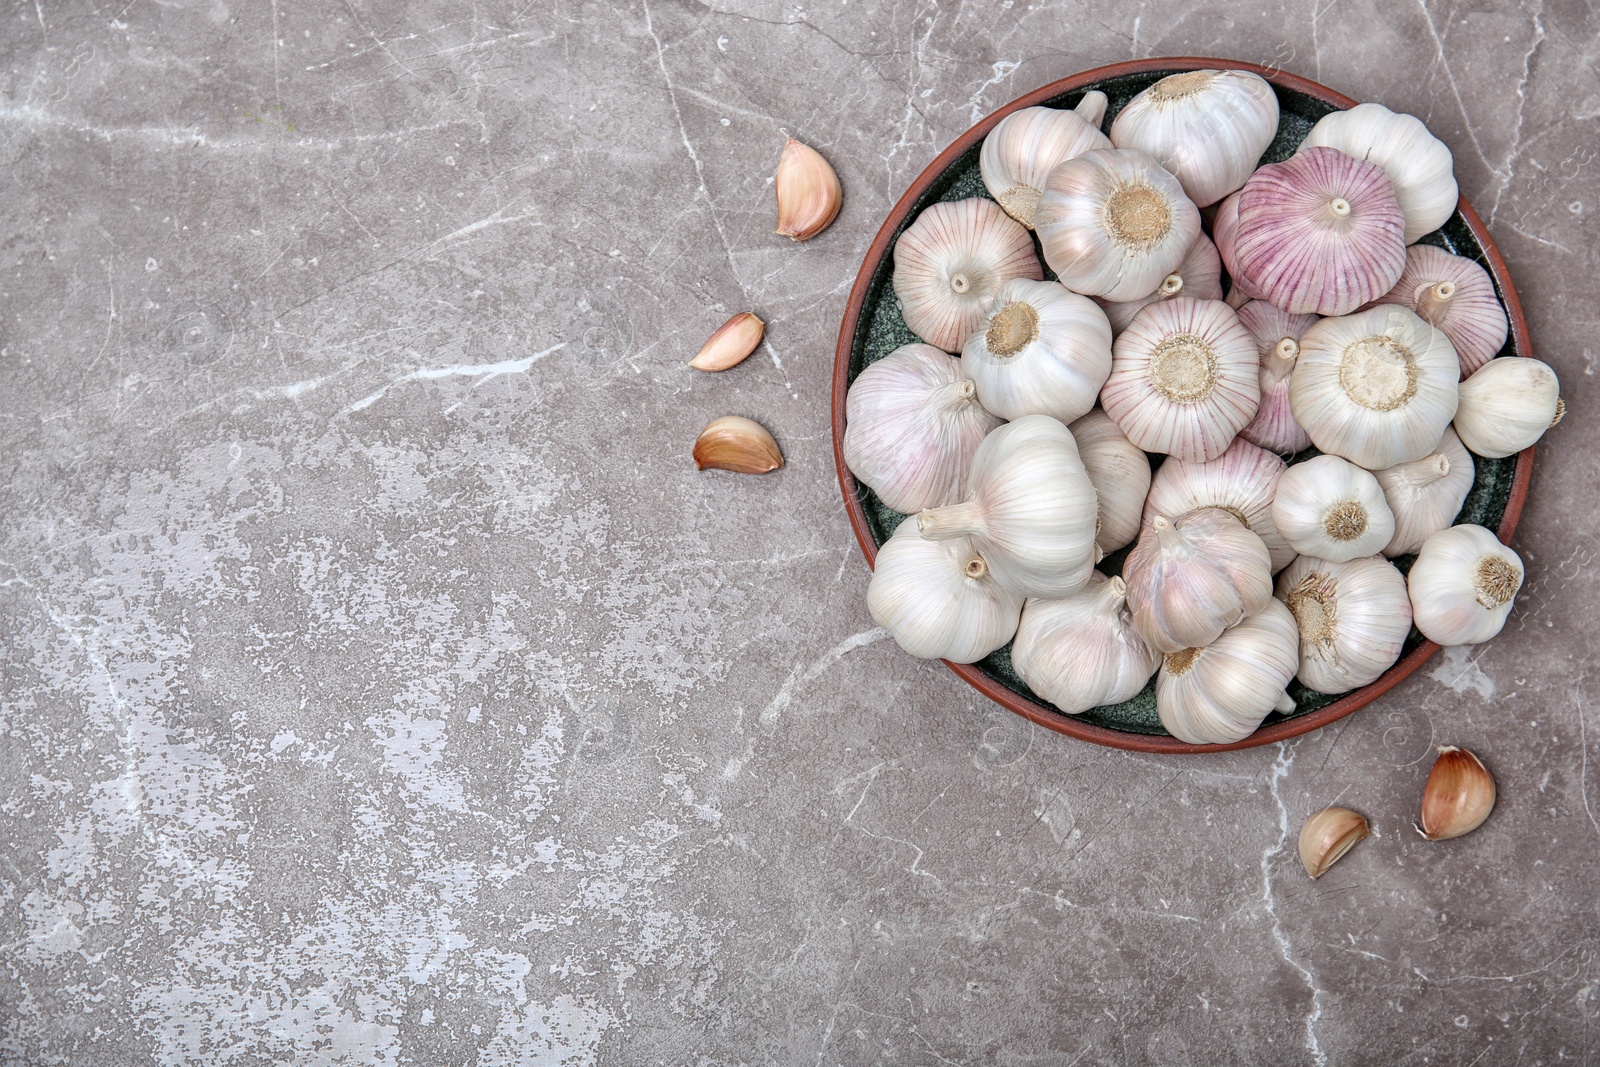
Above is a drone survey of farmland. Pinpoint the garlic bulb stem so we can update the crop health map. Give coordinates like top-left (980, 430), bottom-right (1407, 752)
top-left (918, 501), bottom-right (981, 541)
top-left (1416, 280), bottom-right (1456, 322)
top-left (1275, 337), bottom-right (1300, 362)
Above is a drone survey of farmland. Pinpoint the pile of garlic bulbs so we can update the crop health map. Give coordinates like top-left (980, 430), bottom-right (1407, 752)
top-left (845, 69), bottom-right (1565, 746)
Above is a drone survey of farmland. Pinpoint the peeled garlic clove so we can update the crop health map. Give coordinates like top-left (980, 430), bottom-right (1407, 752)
top-left (893, 198), bottom-right (1042, 352)
top-left (1373, 428), bottom-right (1475, 558)
top-left (1235, 300), bottom-right (1318, 456)
top-left (867, 522), bottom-right (1022, 663)
top-left (1233, 146), bottom-right (1408, 316)
top-left (980, 95), bottom-right (1112, 229)
top-left (690, 312), bottom-right (765, 371)
top-left (1034, 147), bottom-right (1202, 301)
top-left (916, 415), bottom-right (1099, 599)
top-left (1213, 191), bottom-right (1269, 304)
top-left (1407, 524), bottom-right (1524, 646)
top-left (961, 279), bottom-right (1113, 423)
top-left (1371, 245), bottom-right (1509, 376)
top-left (693, 415), bottom-right (783, 473)
top-left (1012, 572), bottom-right (1160, 714)
top-left (1271, 454), bottom-right (1396, 563)
top-left (1453, 356), bottom-right (1563, 459)
top-left (1156, 599), bottom-right (1300, 745)
top-left (1096, 231), bottom-right (1224, 335)
top-left (1277, 554), bottom-right (1411, 693)
top-left (1418, 746), bottom-right (1496, 841)
top-left (1298, 807), bottom-right (1370, 879)
top-left (774, 138), bottom-right (842, 241)
top-left (1289, 305), bottom-right (1460, 470)
top-left (1301, 102), bottom-right (1458, 245)
top-left (1109, 69), bottom-right (1279, 208)
top-left (1142, 438), bottom-right (1294, 572)
top-left (1069, 409), bottom-right (1152, 555)
top-left (1101, 297), bottom-right (1260, 463)
top-left (1123, 508), bottom-right (1274, 654)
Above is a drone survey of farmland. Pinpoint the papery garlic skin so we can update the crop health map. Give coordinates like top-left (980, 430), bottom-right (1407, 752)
top-left (1070, 409), bottom-right (1152, 554)
top-left (1034, 147), bottom-right (1202, 301)
top-left (1407, 524), bottom-right (1524, 646)
top-left (1123, 508), bottom-right (1274, 654)
top-left (917, 415), bottom-right (1099, 599)
top-left (961, 279), bottom-right (1113, 423)
top-left (981, 94), bottom-right (1112, 229)
top-left (894, 198), bottom-right (1042, 352)
top-left (1235, 300), bottom-right (1317, 455)
top-left (1271, 455), bottom-right (1397, 562)
top-left (1101, 297), bottom-right (1260, 463)
top-left (844, 344), bottom-right (1004, 514)
top-left (1157, 599), bottom-right (1300, 745)
top-left (1109, 69), bottom-right (1279, 208)
top-left (1012, 572), bottom-right (1159, 714)
top-left (1372, 245), bottom-right (1508, 376)
top-left (1373, 427), bottom-right (1474, 557)
top-left (1301, 102), bottom-right (1459, 245)
top-left (1453, 357), bottom-right (1563, 459)
top-left (1142, 438), bottom-right (1295, 572)
top-left (1097, 232), bottom-right (1224, 334)
top-left (1277, 554), bottom-right (1411, 693)
top-left (867, 522), bottom-right (1022, 663)
top-left (1290, 305), bottom-right (1461, 469)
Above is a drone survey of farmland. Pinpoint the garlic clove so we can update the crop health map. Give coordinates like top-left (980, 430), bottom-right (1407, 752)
top-left (1298, 807), bottom-right (1371, 878)
top-left (961, 278), bottom-right (1114, 423)
top-left (1301, 102), bottom-right (1458, 245)
top-left (1068, 409), bottom-right (1152, 555)
top-left (980, 95), bottom-right (1113, 229)
top-left (1234, 299), bottom-right (1318, 456)
top-left (1452, 356), bottom-right (1563, 459)
top-left (1418, 746), bottom-right (1496, 841)
top-left (1371, 245), bottom-right (1508, 376)
top-left (1270, 454), bottom-right (1396, 563)
top-left (774, 138), bottom-right (842, 241)
top-left (690, 312), bottom-right (765, 371)
top-left (1156, 598), bottom-right (1300, 745)
top-left (1012, 572), bottom-right (1159, 714)
top-left (1123, 508), bottom-right (1274, 654)
top-left (1374, 427), bottom-right (1474, 557)
top-left (1142, 437), bottom-right (1295, 572)
top-left (1277, 554), bottom-right (1411, 694)
top-left (693, 415), bottom-right (784, 474)
top-left (867, 522), bottom-right (1023, 663)
top-left (1407, 524), bottom-right (1523, 646)
top-left (893, 198), bottom-right (1042, 352)
top-left (1096, 231), bottom-right (1224, 335)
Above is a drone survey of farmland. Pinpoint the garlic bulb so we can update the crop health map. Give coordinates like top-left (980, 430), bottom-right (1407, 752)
top-left (867, 521), bottom-right (1022, 663)
top-left (1234, 300), bottom-right (1317, 455)
top-left (1100, 297), bottom-right (1260, 462)
top-left (1407, 524), bottom-right (1524, 646)
top-left (1069, 408), bottom-right (1152, 554)
top-left (1123, 508), bottom-right (1274, 654)
top-left (1277, 554), bottom-right (1411, 693)
top-left (980, 94), bottom-right (1112, 229)
top-left (1232, 146), bottom-right (1407, 316)
top-left (1213, 191), bottom-right (1268, 304)
top-left (1270, 454), bottom-right (1397, 562)
top-left (1289, 305), bottom-right (1461, 469)
top-left (1142, 438), bottom-right (1295, 572)
top-left (961, 279), bottom-right (1113, 423)
top-left (893, 198), bottom-right (1042, 352)
top-left (1453, 356), bottom-right (1564, 459)
top-left (844, 344), bottom-right (1004, 514)
top-left (1301, 102), bottom-right (1458, 245)
top-left (917, 415), bottom-right (1099, 599)
top-left (1372, 245), bottom-right (1508, 376)
top-left (1034, 147), bottom-right (1202, 301)
top-left (1157, 599), bottom-right (1300, 745)
top-left (1012, 572), bottom-right (1159, 714)
top-left (1109, 69), bottom-right (1279, 208)
top-left (1097, 232), bottom-right (1224, 334)
top-left (1373, 427), bottom-right (1474, 557)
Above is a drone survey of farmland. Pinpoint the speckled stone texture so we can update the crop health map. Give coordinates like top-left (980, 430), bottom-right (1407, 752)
top-left (0, 3), bottom-right (1595, 1065)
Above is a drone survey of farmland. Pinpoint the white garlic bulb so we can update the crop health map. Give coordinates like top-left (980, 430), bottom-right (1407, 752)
top-left (1373, 427), bottom-right (1474, 557)
top-left (1096, 232), bottom-right (1224, 335)
top-left (1300, 102), bottom-right (1459, 245)
top-left (1270, 454), bottom-right (1397, 562)
top-left (1235, 300), bottom-right (1317, 456)
top-left (917, 415), bottom-right (1099, 599)
top-left (1123, 508), bottom-right (1274, 654)
top-left (1142, 438), bottom-right (1295, 572)
top-left (844, 344), bottom-right (1004, 514)
top-left (867, 521), bottom-right (1023, 663)
top-left (1069, 408), bottom-right (1152, 555)
top-left (1109, 69), bottom-right (1279, 208)
top-left (1453, 357), bottom-right (1564, 459)
top-left (1289, 305), bottom-right (1460, 469)
top-left (893, 198), bottom-right (1043, 352)
top-left (980, 94), bottom-right (1112, 229)
top-left (1407, 524), bottom-right (1524, 646)
top-left (1371, 245), bottom-right (1509, 376)
top-left (961, 279), bottom-right (1113, 423)
top-left (1034, 147), bottom-right (1202, 301)
top-left (1101, 297), bottom-right (1260, 463)
top-left (1012, 572), bottom-right (1159, 714)
top-left (1277, 554), bottom-right (1412, 694)
top-left (1157, 599), bottom-right (1300, 745)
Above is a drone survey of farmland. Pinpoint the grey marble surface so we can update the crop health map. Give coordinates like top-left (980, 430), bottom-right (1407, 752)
top-left (1, 1), bottom-right (1596, 1064)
